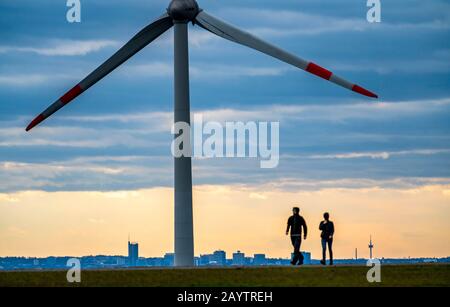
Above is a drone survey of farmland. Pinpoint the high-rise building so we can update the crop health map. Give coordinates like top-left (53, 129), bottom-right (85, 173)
top-left (199, 254), bottom-right (213, 266)
top-left (253, 254), bottom-right (266, 265)
top-left (199, 251), bottom-right (226, 266)
top-left (232, 251), bottom-right (245, 266)
top-left (128, 240), bottom-right (139, 266)
top-left (213, 250), bottom-right (226, 266)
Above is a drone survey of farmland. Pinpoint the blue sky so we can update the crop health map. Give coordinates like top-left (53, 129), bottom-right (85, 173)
top-left (1, 0), bottom-right (449, 192)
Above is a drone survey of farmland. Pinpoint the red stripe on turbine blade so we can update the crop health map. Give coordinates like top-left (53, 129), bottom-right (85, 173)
top-left (352, 84), bottom-right (378, 98)
top-left (60, 84), bottom-right (82, 104)
top-left (306, 62), bottom-right (333, 80)
top-left (25, 114), bottom-right (45, 131)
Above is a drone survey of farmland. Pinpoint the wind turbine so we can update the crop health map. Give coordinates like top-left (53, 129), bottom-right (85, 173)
top-left (26, 0), bottom-right (378, 267)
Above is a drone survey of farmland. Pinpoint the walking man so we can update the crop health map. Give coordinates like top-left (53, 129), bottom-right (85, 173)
top-left (286, 207), bottom-right (308, 265)
top-left (319, 212), bottom-right (334, 265)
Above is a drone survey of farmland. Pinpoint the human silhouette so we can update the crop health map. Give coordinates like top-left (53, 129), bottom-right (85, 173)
top-left (319, 212), bottom-right (334, 265)
top-left (286, 207), bottom-right (308, 265)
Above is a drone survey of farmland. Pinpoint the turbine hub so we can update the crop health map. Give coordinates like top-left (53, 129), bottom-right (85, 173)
top-left (168, 0), bottom-right (200, 22)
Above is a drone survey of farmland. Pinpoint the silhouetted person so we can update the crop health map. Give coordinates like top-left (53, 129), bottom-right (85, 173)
top-left (286, 207), bottom-right (308, 265)
top-left (319, 212), bottom-right (334, 265)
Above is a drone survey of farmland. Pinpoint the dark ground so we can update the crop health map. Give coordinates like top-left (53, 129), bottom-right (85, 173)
top-left (0, 264), bottom-right (448, 287)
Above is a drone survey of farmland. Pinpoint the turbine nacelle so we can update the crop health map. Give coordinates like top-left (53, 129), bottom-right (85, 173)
top-left (167, 0), bottom-right (200, 22)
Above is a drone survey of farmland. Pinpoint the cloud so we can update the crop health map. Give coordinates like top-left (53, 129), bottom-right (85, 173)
top-left (331, 49), bottom-right (450, 74)
top-left (190, 64), bottom-right (290, 79)
top-left (308, 152), bottom-right (391, 160)
top-left (0, 194), bottom-right (19, 203)
top-left (0, 74), bottom-right (50, 86)
top-left (0, 61), bottom-right (291, 88)
top-left (2, 97), bottom-right (449, 149)
top-left (194, 97), bottom-right (450, 123)
top-left (306, 149), bottom-right (450, 160)
top-left (261, 177), bottom-right (450, 191)
top-left (189, 29), bottom-right (220, 47)
top-left (151, 28), bottom-right (222, 49)
top-left (125, 61), bottom-right (173, 77)
top-left (0, 126), bottom-right (168, 148)
top-left (126, 61), bottom-right (291, 79)
top-left (1, 97), bottom-right (449, 192)
top-left (1, 146), bottom-right (450, 192)
top-left (0, 39), bottom-right (119, 56)
top-left (0, 156), bottom-right (172, 192)
top-left (249, 192), bottom-right (267, 200)
top-left (0, 73), bottom-right (75, 86)
top-left (222, 8), bottom-right (450, 37)
top-left (1, 161), bottom-right (125, 176)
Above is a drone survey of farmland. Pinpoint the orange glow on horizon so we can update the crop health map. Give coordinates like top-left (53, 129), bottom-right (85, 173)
top-left (0, 184), bottom-right (449, 259)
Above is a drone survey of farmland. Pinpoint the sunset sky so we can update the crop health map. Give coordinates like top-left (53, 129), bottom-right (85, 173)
top-left (0, 0), bottom-right (449, 259)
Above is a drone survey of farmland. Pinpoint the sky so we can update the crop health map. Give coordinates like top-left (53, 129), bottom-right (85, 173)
top-left (0, 0), bottom-right (449, 259)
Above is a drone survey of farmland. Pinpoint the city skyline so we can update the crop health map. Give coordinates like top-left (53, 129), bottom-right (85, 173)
top-left (1, 232), bottom-right (448, 270)
top-left (2, 248), bottom-right (447, 271)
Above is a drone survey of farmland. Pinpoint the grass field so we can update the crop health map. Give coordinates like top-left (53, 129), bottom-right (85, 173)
top-left (0, 264), bottom-right (449, 287)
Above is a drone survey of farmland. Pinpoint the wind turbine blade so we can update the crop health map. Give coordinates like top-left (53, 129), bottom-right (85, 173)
top-left (26, 13), bottom-right (173, 131)
top-left (195, 11), bottom-right (378, 99)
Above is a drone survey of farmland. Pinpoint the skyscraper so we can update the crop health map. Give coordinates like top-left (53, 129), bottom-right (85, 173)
top-left (232, 251), bottom-right (245, 266)
top-left (213, 250), bottom-right (226, 266)
top-left (128, 240), bottom-right (139, 266)
top-left (253, 254), bottom-right (266, 266)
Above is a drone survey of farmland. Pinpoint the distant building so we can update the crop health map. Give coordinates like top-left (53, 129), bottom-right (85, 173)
top-left (1, 254), bottom-right (450, 270)
top-left (194, 257), bottom-right (200, 266)
top-left (232, 251), bottom-right (245, 266)
top-left (213, 250), bottom-right (226, 266)
top-left (302, 252), bottom-right (311, 265)
top-left (369, 236), bottom-right (374, 259)
top-left (253, 254), bottom-right (266, 265)
top-left (244, 257), bottom-right (253, 266)
top-left (163, 253), bottom-right (174, 266)
top-left (199, 254), bottom-right (213, 266)
top-left (128, 240), bottom-right (139, 266)
top-left (198, 251), bottom-right (226, 266)
top-left (291, 251), bottom-right (311, 265)
top-left (116, 257), bottom-right (126, 266)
